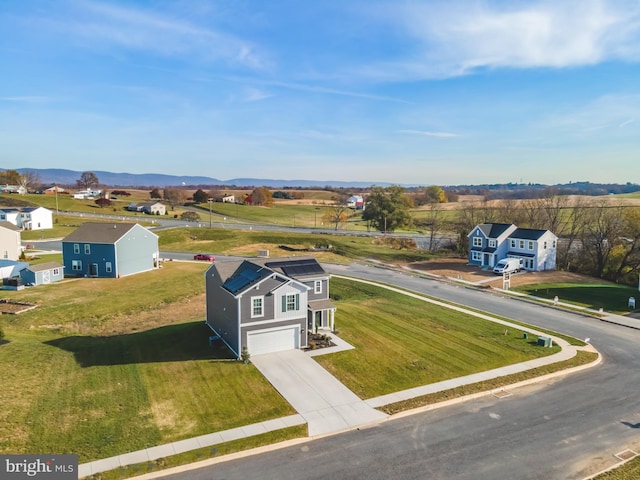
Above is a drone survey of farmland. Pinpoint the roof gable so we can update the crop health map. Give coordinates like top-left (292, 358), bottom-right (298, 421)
top-left (62, 222), bottom-right (139, 244)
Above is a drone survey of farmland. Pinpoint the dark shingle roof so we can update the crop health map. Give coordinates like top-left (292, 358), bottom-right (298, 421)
top-left (222, 260), bottom-right (274, 295)
top-left (510, 228), bottom-right (548, 240)
top-left (62, 222), bottom-right (138, 243)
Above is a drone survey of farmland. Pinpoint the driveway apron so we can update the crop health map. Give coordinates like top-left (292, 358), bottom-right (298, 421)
top-left (251, 350), bottom-right (387, 436)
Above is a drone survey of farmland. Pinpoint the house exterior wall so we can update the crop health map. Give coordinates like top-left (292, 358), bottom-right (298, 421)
top-left (21, 208), bottom-right (53, 230)
top-left (205, 266), bottom-right (242, 357)
top-left (304, 277), bottom-right (330, 301)
top-left (62, 242), bottom-right (117, 277)
top-left (114, 225), bottom-right (159, 277)
top-left (0, 228), bottom-right (21, 261)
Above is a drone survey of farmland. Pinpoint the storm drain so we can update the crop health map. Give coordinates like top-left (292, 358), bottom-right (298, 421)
top-left (492, 389), bottom-right (512, 399)
top-left (614, 449), bottom-right (638, 461)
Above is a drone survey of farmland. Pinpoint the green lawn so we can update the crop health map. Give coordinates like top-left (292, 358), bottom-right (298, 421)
top-left (514, 282), bottom-right (639, 314)
top-left (316, 278), bottom-right (560, 398)
top-left (0, 262), bottom-right (295, 461)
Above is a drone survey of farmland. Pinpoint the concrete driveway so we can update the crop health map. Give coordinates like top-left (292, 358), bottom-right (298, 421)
top-left (251, 350), bottom-right (387, 436)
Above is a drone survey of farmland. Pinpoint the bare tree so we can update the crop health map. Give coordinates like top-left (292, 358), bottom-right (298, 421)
top-left (556, 196), bottom-right (590, 270)
top-left (322, 206), bottom-right (349, 230)
top-left (580, 201), bottom-right (626, 278)
top-left (20, 170), bottom-right (41, 192)
top-left (76, 171), bottom-right (99, 190)
top-left (163, 187), bottom-right (187, 210)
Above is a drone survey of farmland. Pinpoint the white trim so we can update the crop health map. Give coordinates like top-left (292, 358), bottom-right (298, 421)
top-left (251, 295), bottom-right (264, 318)
top-left (243, 317), bottom-right (304, 327)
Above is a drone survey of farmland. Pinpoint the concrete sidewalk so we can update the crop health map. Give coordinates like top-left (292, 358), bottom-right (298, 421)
top-left (78, 415), bottom-right (305, 478)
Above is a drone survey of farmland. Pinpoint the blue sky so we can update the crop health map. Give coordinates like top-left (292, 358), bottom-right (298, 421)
top-left (2, 0), bottom-right (640, 185)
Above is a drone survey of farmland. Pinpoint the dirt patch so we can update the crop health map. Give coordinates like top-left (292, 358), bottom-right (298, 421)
top-left (409, 257), bottom-right (604, 288)
top-left (0, 300), bottom-right (38, 315)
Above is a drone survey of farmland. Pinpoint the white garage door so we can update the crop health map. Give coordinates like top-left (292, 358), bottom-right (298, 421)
top-left (247, 326), bottom-right (299, 356)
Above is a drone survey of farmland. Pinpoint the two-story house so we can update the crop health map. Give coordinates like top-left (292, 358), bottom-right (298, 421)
top-left (0, 207), bottom-right (53, 230)
top-left (205, 256), bottom-right (336, 358)
top-left (468, 223), bottom-right (558, 271)
top-left (0, 222), bottom-right (22, 260)
top-left (62, 222), bottom-right (159, 278)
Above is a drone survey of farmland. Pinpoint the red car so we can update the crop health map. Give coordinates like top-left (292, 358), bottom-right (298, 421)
top-left (194, 253), bottom-right (215, 261)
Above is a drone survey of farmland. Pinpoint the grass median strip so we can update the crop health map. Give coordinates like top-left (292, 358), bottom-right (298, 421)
top-left (379, 350), bottom-right (598, 415)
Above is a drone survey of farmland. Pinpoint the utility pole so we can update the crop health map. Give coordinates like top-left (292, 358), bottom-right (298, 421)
top-left (208, 198), bottom-right (213, 228)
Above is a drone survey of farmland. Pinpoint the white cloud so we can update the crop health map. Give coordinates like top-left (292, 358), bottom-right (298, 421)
top-left (367, 0), bottom-right (640, 79)
top-left (33, 0), bottom-right (268, 69)
top-left (241, 87), bottom-right (275, 103)
top-left (398, 129), bottom-right (459, 138)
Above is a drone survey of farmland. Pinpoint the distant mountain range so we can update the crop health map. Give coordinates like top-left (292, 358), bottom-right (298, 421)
top-left (8, 168), bottom-right (389, 189)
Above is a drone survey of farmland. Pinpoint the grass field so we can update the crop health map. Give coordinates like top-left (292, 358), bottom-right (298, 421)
top-left (514, 282), bottom-right (639, 314)
top-left (157, 227), bottom-right (434, 263)
top-left (317, 277), bottom-right (560, 398)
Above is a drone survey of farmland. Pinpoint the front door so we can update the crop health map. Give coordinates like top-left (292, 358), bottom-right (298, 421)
top-left (89, 263), bottom-right (99, 277)
top-left (315, 311), bottom-right (324, 330)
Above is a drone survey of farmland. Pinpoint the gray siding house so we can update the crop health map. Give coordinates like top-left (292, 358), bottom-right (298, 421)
top-left (205, 257), bottom-right (336, 357)
top-left (62, 222), bottom-right (159, 278)
top-left (468, 223), bottom-right (558, 271)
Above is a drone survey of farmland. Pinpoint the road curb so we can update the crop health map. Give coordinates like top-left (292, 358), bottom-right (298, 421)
top-left (385, 349), bottom-right (602, 421)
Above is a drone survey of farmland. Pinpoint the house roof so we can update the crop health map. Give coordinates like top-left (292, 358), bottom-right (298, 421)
top-left (308, 299), bottom-right (336, 311)
top-left (216, 256), bottom-right (327, 295)
top-left (0, 221), bottom-right (21, 231)
top-left (222, 260), bottom-right (275, 295)
top-left (476, 223), bottom-right (515, 238)
top-left (264, 257), bottom-right (326, 278)
top-left (62, 222), bottom-right (140, 243)
top-left (510, 228), bottom-right (549, 240)
top-left (25, 261), bottom-right (64, 272)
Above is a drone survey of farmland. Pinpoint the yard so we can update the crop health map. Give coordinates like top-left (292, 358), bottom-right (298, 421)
top-left (0, 262), bottom-right (295, 461)
top-left (317, 277), bottom-right (561, 399)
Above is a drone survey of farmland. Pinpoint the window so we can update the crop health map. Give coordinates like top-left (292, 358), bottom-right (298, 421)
top-left (488, 239), bottom-right (497, 248)
top-left (528, 241), bottom-right (534, 250)
top-left (73, 243), bottom-right (80, 254)
top-left (471, 251), bottom-right (482, 261)
top-left (0, 215), bottom-right (4, 220)
top-left (84, 244), bottom-right (91, 254)
top-left (72, 260), bottom-right (82, 271)
top-left (52, 268), bottom-right (59, 276)
top-left (552, 240), bottom-right (556, 248)
top-left (282, 293), bottom-right (300, 312)
top-left (519, 240), bottom-right (525, 249)
top-left (251, 296), bottom-right (264, 317)
top-left (543, 241), bottom-right (547, 249)
top-left (105, 262), bottom-right (112, 273)
top-left (314, 280), bottom-right (322, 294)
top-left (510, 239), bottom-right (516, 248)
top-left (473, 237), bottom-right (482, 247)
top-left (3, 250), bottom-right (7, 259)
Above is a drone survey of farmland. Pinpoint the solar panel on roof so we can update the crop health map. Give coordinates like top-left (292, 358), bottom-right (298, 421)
top-left (266, 258), bottom-right (325, 276)
top-left (223, 262), bottom-right (270, 294)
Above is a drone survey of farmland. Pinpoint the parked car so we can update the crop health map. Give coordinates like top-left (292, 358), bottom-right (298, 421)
top-left (194, 253), bottom-right (215, 261)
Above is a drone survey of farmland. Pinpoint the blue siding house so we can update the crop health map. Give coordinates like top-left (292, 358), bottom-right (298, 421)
top-left (62, 222), bottom-right (159, 278)
top-left (20, 261), bottom-right (64, 285)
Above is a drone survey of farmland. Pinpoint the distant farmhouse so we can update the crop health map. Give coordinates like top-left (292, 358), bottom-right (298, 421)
top-left (126, 201), bottom-right (167, 215)
top-left (43, 185), bottom-right (65, 195)
top-left (73, 189), bottom-right (102, 199)
top-left (62, 222), bottom-right (159, 278)
top-left (468, 223), bottom-right (557, 271)
top-left (0, 185), bottom-right (27, 195)
top-left (0, 207), bottom-right (53, 231)
top-left (205, 257), bottom-right (336, 358)
top-left (346, 195), bottom-right (365, 210)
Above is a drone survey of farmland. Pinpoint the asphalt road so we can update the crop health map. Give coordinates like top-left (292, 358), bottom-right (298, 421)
top-left (159, 263), bottom-right (640, 480)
